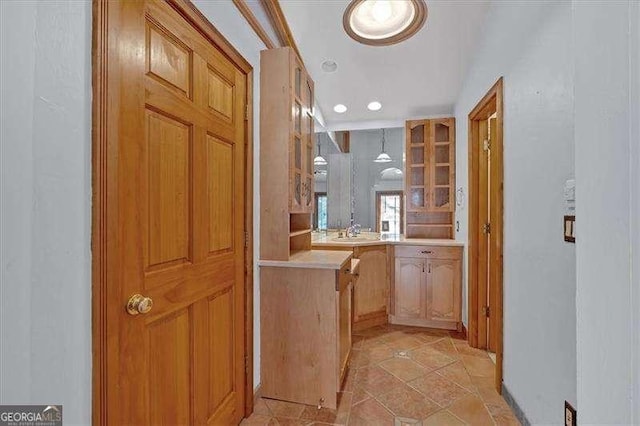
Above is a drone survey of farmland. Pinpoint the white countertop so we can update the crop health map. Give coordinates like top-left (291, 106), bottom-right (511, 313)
top-left (311, 232), bottom-right (465, 248)
top-left (259, 249), bottom-right (352, 270)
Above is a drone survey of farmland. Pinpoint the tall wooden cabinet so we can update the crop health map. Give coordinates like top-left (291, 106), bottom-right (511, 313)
top-left (391, 245), bottom-right (462, 330)
top-left (405, 118), bottom-right (456, 238)
top-left (261, 47), bottom-right (315, 260)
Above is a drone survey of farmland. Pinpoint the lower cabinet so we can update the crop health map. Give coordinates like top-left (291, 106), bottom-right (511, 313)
top-left (260, 261), bottom-right (352, 410)
top-left (391, 245), bottom-right (462, 330)
top-left (352, 245), bottom-right (389, 331)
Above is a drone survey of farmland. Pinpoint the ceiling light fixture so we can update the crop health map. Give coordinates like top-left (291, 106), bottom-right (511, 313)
top-left (321, 60), bottom-right (338, 73)
top-left (343, 0), bottom-right (427, 46)
top-left (314, 137), bottom-right (328, 166)
top-left (333, 104), bottom-right (347, 113)
top-left (374, 129), bottom-right (392, 163)
top-left (367, 101), bottom-right (382, 111)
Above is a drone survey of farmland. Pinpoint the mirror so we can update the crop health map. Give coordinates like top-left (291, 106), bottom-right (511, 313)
top-left (313, 127), bottom-right (405, 234)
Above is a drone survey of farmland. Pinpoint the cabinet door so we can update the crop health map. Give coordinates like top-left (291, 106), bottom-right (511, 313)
top-left (394, 257), bottom-right (426, 320)
top-left (426, 258), bottom-right (461, 323)
top-left (353, 246), bottom-right (388, 322)
top-left (338, 281), bottom-right (352, 385)
top-left (428, 118), bottom-right (455, 212)
top-left (289, 58), bottom-right (304, 212)
top-left (406, 120), bottom-right (428, 211)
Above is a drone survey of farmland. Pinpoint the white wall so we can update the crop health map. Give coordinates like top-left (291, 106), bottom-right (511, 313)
top-left (0, 0), bottom-right (268, 423)
top-left (0, 1), bottom-right (92, 424)
top-left (454, 1), bottom-right (576, 423)
top-left (574, 1), bottom-right (638, 423)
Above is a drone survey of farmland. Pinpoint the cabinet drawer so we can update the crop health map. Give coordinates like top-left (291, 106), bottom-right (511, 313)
top-left (395, 245), bottom-right (461, 260)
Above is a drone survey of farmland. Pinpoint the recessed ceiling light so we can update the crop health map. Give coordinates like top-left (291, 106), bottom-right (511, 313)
top-left (343, 0), bottom-right (427, 46)
top-left (333, 104), bottom-right (347, 113)
top-left (321, 60), bottom-right (338, 73)
top-left (367, 101), bottom-right (382, 111)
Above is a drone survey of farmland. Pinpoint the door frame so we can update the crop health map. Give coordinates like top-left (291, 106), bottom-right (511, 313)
top-left (91, 1), bottom-right (255, 423)
top-left (467, 77), bottom-right (504, 393)
top-left (375, 190), bottom-right (404, 233)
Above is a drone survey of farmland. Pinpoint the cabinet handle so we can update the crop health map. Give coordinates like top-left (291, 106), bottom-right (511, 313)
top-left (428, 263), bottom-right (431, 274)
top-left (420, 250), bottom-right (433, 254)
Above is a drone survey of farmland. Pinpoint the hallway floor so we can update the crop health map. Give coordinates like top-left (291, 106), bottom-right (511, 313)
top-left (243, 324), bottom-right (520, 425)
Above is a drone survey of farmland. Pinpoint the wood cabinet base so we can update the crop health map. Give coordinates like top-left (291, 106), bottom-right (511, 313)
top-left (353, 310), bottom-right (387, 332)
top-left (389, 315), bottom-right (462, 332)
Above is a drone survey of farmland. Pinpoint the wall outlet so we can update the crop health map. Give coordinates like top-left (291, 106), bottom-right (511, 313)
top-left (564, 401), bottom-right (577, 426)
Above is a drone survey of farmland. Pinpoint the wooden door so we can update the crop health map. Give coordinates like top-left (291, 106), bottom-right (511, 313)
top-left (394, 257), bottom-right (426, 319)
top-left (353, 246), bottom-right (388, 322)
top-left (98, 1), bottom-right (248, 424)
top-left (477, 119), bottom-right (490, 349)
top-left (487, 117), bottom-right (498, 352)
top-left (426, 259), bottom-right (461, 325)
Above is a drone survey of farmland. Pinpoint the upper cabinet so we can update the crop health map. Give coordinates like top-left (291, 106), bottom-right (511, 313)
top-left (405, 117), bottom-right (456, 239)
top-left (260, 47), bottom-right (315, 260)
top-left (291, 56), bottom-right (315, 214)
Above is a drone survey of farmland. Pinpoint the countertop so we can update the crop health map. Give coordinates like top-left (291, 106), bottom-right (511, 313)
top-left (311, 232), bottom-right (465, 248)
top-left (259, 249), bottom-right (352, 270)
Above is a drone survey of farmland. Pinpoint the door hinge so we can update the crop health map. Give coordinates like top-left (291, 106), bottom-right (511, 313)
top-left (245, 355), bottom-right (249, 374)
top-left (245, 104), bottom-right (249, 120)
top-left (482, 222), bottom-right (491, 234)
top-left (483, 139), bottom-right (491, 151)
top-left (244, 231), bottom-right (249, 248)
top-left (482, 305), bottom-right (490, 317)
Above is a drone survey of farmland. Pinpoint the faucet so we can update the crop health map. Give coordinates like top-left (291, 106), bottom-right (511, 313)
top-left (345, 223), bottom-right (361, 238)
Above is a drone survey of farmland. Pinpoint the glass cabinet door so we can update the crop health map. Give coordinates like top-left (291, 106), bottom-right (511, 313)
top-left (407, 121), bottom-right (428, 211)
top-left (429, 119), bottom-right (454, 211)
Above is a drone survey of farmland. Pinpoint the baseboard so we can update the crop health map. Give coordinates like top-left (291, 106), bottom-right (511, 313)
top-left (502, 383), bottom-right (531, 426)
top-left (253, 383), bottom-right (262, 406)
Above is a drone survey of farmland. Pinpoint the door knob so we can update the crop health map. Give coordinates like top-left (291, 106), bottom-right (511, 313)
top-left (126, 294), bottom-right (153, 315)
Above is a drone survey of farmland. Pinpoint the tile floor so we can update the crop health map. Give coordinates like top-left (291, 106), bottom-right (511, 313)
top-left (242, 324), bottom-right (520, 426)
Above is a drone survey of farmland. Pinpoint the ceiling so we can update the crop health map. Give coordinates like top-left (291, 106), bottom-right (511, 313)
top-left (279, 0), bottom-right (490, 130)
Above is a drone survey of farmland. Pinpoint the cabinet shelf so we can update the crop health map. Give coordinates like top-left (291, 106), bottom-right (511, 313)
top-left (289, 229), bottom-right (311, 237)
top-left (407, 223), bottom-right (453, 227)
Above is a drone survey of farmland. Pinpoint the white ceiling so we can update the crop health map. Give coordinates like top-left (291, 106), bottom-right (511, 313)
top-left (279, 0), bottom-right (490, 130)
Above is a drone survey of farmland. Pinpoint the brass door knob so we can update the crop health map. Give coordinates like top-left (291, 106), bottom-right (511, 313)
top-left (126, 294), bottom-right (153, 315)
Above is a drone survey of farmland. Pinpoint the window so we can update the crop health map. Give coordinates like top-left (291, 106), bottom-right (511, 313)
top-left (376, 191), bottom-right (404, 234)
top-left (314, 192), bottom-right (327, 230)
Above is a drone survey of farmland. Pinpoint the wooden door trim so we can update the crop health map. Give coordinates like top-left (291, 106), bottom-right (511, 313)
top-left (232, 0), bottom-right (276, 49)
top-left (467, 77), bottom-right (504, 393)
top-left (91, 1), bottom-right (255, 424)
top-left (375, 191), bottom-right (405, 233)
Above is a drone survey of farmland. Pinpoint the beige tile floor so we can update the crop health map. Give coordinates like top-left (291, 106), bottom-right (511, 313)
top-left (242, 324), bottom-right (520, 426)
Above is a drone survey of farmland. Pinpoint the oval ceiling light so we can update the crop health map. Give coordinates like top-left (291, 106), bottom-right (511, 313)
top-left (367, 101), bottom-right (382, 111)
top-left (321, 60), bottom-right (338, 73)
top-left (343, 0), bottom-right (427, 46)
top-left (333, 104), bottom-right (348, 113)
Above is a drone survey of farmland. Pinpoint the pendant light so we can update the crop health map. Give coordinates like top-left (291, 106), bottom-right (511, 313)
top-left (374, 129), bottom-right (392, 163)
top-left (314, 136), bottom-right (328, 166)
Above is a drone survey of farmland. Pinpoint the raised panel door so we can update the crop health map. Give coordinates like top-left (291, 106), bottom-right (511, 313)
top-left (107, 1), bottom-right (247, 424)
top-left (353, 247), bottom-right (388, 322)
top-left (426, 259), bottom-right (461, 325)
top-left (394, 258), bottom-right (426, 320)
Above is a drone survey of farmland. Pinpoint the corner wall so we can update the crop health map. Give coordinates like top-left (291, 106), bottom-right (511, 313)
top-left (574, 1), bottom-right (638, 422)
top-left (453, 1), bottom-right (576, 422)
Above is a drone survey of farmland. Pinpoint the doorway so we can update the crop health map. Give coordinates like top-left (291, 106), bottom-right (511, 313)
top-left (467, 78), bottom-right (504, 393)
top-left (376, 191), bottom-right (404, 234)
top-left (92, 0), bottom-right (254, 424)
